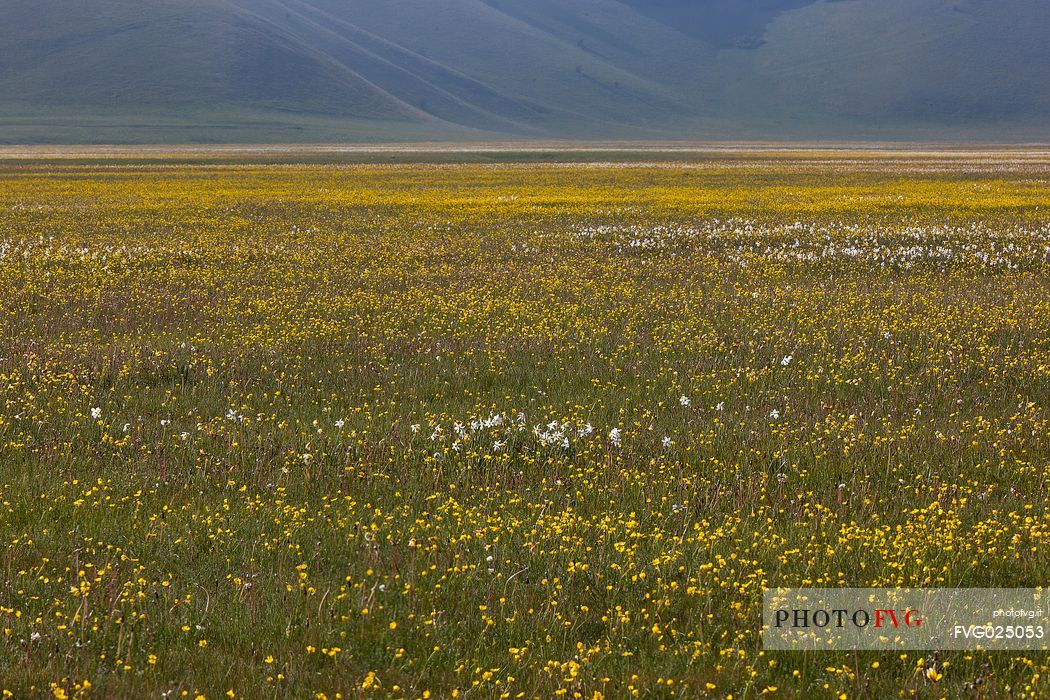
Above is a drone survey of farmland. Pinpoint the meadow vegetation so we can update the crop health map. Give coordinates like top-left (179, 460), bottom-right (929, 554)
top-left (0, 152), bottom-right (1047, 697)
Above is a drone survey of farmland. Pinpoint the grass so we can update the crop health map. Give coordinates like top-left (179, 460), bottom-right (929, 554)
top-left (0, 152), bottom-right (1047, 697)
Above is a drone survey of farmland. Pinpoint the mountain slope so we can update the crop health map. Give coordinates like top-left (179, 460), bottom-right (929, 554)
top-left (1, 0), bottom-right (1048, 142)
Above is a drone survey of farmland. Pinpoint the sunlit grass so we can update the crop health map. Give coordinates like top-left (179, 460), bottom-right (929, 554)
top-left (0, 155), bottom-right (1047, 698)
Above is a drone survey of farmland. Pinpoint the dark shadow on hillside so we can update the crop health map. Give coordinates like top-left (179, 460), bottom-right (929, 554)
top-left (621, 0), bottom-right (824, 48)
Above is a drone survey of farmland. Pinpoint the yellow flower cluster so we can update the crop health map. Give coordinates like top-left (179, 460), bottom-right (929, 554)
top-left (0, 152), bottom-right (1047, 697)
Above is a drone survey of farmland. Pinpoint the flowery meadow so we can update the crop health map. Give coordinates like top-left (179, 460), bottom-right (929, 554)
top-left (0, 151), bottom-right (1048, 698)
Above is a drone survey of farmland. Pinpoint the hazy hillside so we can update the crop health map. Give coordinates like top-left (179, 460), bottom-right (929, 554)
top-left (1, 0), bottom-right (1048, 142)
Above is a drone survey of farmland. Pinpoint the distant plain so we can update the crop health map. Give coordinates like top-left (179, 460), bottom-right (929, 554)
top-left (0, 148), bottom-right (1046, 697)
